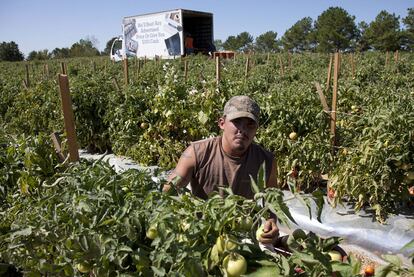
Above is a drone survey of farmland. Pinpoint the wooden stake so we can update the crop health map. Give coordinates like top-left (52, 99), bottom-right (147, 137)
top-left (57, 74), bottom-right (79, 162)
top-left (385, 51), bottom-right (389, 67)
top-left (313, 82), bottom-right (330, 113)
top-left (61, 62), bottom-right (66, 74)
top-left (22, 80), bottom-right (28, 89)
top-left (215, 56), bottom-right (221, 85)
top-left (266, 53), bottom-right (270, 65)
top-left (278, 55), bottom-right (284, 76)
top-left (184, 59), bottom-right (188, 82)
top-left (245, 56), bottom-right (250, 79)
top-left (394, 50), bottom-right (399, 63)
top-left (123, 58), bottom-right (129, 85)
top-left (350, 53), bottom-right (355, 79)
top-left (44, 64), bottom-right (49, 78)
top-left (137, 58), bottom-right (141, 76)
top-left (112, 78), bottom-right (120, 92)
top-left (330, 53), bottom-right (340, 153)
top-left (288, 52), bottom-right (292, 69)
top-left (50, 132), bottom-right (66, 162)
top-left (25, 64), bottom-right (30, 87)
top-left (326, 54), bottom-right (333, 92)
top-left (156, 55), bottom-right (160, 67)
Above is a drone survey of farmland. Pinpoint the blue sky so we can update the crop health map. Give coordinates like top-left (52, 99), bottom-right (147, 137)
top-left (0, 0), bottom-right (413, 56)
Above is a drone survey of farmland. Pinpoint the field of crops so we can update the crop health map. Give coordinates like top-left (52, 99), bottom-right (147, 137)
top-left (1, 52), bottom-right (413, 276)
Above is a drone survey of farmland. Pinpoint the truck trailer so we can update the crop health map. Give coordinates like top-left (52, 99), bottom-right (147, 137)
top-left (110, 9), bottom-right (214, 61)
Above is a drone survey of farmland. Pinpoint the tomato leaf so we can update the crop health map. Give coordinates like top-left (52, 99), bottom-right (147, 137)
top-left (244, 264), bottom-right (281, 276)
top-left (311, 189), bottom-right (324, 222)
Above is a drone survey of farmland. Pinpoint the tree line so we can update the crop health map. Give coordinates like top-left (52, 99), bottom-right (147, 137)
top-left (216, 7), bottom-right (414, 53)
top-left (1, 7), bottom-right (413, 61)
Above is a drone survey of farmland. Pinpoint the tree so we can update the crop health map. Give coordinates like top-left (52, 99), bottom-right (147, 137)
top-left (69, 38), bottom-right (100, 57)
top-left (403, 8), bottom-right (414, 31)
top-left (364, 10), bottom-right (401, 51)
top-left (0, 41), bottom-right (24, 61)
top-left (281, 17), bottom-right (314, 52)
top-left (223, 36), bottom-right (239, 51)
top-left (402, 8), bottom-right (414, 50)
top-left (27, 49), bottom-right (50, 61)
top-left (314, 7), bottom-right (358, 52)
top-left (51, 47), bottom-right (70, 59)
top-left (237, 32), bottom-right (254, 52)
top-left (223, 32), bottom-right (254, 52)
top-left (213, 39), bottom-right (224, 51)
top-left (103, 37), bottom-right (118, 55)
top-left (356, 21), bottom-right (370, 52)
top-left (255, 31), bottom-right (279, 53)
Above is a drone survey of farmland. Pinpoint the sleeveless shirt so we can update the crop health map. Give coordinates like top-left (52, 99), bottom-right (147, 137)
top-left (190, 136), bottom-right (274, 200)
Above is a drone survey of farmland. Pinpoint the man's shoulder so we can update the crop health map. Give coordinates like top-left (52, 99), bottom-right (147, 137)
top-left (250, 142), bottom-right (274, 159)
top-left (191, 137), bottom-right (221, 165)
top-left (191, 136), bottom-right (220, 147)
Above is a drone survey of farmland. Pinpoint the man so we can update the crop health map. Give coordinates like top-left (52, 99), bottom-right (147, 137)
top-left (184, 33), bottom-right (194, 55)
top-left (163, 95), bottom-right (279, 245)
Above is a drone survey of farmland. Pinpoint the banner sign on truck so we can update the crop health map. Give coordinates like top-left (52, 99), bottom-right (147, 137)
top-left (123, 10), bottom-right (184, 58)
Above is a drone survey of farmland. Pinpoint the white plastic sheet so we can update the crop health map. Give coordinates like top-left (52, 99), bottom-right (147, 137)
top-left (281, 191), bottom-right (414, 259)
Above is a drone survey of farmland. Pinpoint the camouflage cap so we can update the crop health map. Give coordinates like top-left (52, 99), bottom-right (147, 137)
top-left (223, 95), bottom-right (260, 124)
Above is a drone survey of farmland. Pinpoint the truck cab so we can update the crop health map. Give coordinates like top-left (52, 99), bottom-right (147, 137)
top-left (110, 37), bottom-right (124, 62)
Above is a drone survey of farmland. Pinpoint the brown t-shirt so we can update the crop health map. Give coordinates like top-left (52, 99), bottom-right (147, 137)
top-left (190, 136), bottom-right (274, 200)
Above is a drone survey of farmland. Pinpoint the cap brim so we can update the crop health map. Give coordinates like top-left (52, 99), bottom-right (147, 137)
top-left (226, 112), bottom-right (258, 124)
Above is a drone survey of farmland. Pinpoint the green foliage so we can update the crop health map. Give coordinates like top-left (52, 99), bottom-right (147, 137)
top-left (314, 7), bottom-right (358, 52)
top-left (255, 31), bottom-right (279, 53)
top-left (223, 31), bottom-right (254, 52)
top-left (363, 10), bottom-right (402, 51)
top-left (27, 49), bottom-right (51, 61)
top-left (0, 52), bottom-right (413, 221)
top-left (356, 21), bottom-right (370, 52)
top-left (281, 17), bottom-right (314, 52)
top-left (69, 38), bottom-right (100, 57)
top-left (402, 8), bottom-right (414, 51)
top-left (214, 39), bottom-right (224, 51)
top-left (0, 41), bottom-right (24, 61)
top-left (51, 47), bottom-right (70, 59)
top-left (0, 133), bottom-right (355, 276)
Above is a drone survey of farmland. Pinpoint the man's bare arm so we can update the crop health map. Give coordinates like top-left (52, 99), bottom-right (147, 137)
top-left (266, 158), bottom-right (278, 188)
top-left (162, 145), bottom-right (196, 192)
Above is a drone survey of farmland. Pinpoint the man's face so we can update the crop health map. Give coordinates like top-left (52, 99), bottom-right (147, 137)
top-left (219, 116), bottom-right (258, 156)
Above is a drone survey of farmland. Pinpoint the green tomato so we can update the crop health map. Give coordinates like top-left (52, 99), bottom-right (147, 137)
top-left (146, 226), bottom-right (158, 240)
top-left (286, 234), bottom-right (301, 250)
top-left (236, 216), bottom-right (253, 231)
top-left (216, 234), bottom-right (237, 253)
top-left (223, 253), bottom-right (247, 277)
top-left (407, 171), bottom-right (414, 181)
top-left (292, 228), bottom-right (307, 240)
top-left (328, 250), bottom-right (342, 262)
top-left (255, 224), bottom-right (265, 241)
top-left (76, 262), bottom-right (91, 273)
top-left (241, 217), bottom-right (253, 231)
top-left (289, 132), bottom-right (298, 140)
top-left (135, 255), bottom-right (150, 272)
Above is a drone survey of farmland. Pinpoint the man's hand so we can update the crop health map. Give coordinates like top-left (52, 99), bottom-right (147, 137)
top-left (258, 218), bottom-right (279, 245)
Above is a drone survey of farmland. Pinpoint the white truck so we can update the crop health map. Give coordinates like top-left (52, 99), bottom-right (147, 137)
top-left (110, 9), bottom-right (214, 61)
